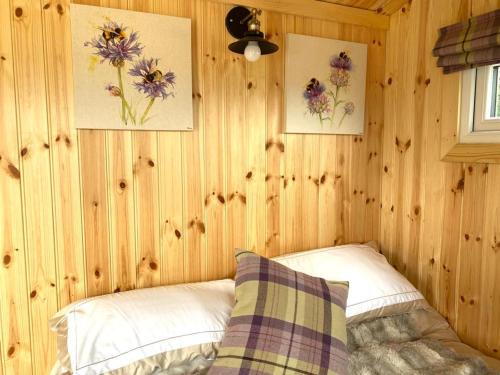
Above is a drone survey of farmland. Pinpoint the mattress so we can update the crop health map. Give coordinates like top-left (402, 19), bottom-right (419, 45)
top-left (406, 305), bottom-right (500, 372)
top-left (99, 303), bottom-right (500, 375)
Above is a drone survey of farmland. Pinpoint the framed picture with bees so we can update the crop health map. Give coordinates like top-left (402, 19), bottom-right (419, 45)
top-left (285, 33), bottom-right (367, 135)
top-left (70, 4), bottom-right (193, 131)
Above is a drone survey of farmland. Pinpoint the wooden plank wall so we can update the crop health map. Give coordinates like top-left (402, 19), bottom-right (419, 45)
top-left (382, 0), bottom-right (500, 360)
top-left (0, 0), bottom-right (385, 373)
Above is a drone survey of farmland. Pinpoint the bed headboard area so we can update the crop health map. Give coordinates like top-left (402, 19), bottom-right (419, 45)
top-left (0, 0), bottom-right (385, 373)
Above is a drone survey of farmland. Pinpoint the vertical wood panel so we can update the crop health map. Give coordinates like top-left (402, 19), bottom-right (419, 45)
top-left (41, 0), bottom-right (86, 306)
top-left (479, 165), bottom-right (500, 357)
top-left (225, 16), bottom-right (248, 273)
top-left (10, 0), bottom-right (58, 372)
top-left (183, 0), bottom-right (206, 282)
top-left (246, 14), bottom-right (267, 255)
top-left (203, 1), bottom-right (227, 280)
top-left (0, 0), bottom-right (32, 373)
top-left (265, 11), bottom-right (284, 258)
top-left (108, 131), bottom-right (136, 292)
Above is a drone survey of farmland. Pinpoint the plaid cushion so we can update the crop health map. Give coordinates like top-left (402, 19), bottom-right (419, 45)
top-left (208, 250), bottom-right (349, 375)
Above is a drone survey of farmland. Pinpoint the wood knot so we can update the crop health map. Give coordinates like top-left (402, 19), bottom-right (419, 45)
top-left (30, 290), bottom-right (37, 299)
top-left (387, 77), bottom-right (392, 85)
top-left (425, 78), bottom-right (431, 86)
top-left (20, 147), bottom-right (28, 157)
top-left (114, 287), bottom-right (121, 293)
top-left (247, 82), bottom-right (253, 89)
top-left (384, 165), bottom-right (388, 173)
top-left (148, 159), bottom-right (155, 167)
top-left (376, 7), bottom-right (383, 13)
top-left (149, 261), bottom-right (157, 270)
top-left (475, 236), bottom-right (481, 242)
top-left (175, 229), bottom-right (181, 239)
top-left (65, 136), bottom-right (71, 147)
top-left (320, 174), bottom-right (326, 184)
top-left (197, 221), bottom-right (205, 234)
top-left (7, 346), bottom-right (15, 358)
top-left (119, 181), bottom-right (127, 189)
top-left (246, 171), bottom-right (252, 179)
top-left (15, 7), bottom-right (23, 17)
top-left (3, 254), bottom-right (11, 266)
top-left (217, 194), bottom-right (225, 204)
top-left (464, 234), bottom-right (469, 240)
top-left (483, 166), bottom-right (489, 174)
top-left (430, 258), bottom-right (435, 265)
top-left (43, 3), bottom-right (50, 9)
top-left (56, 3), bottom-right (64, 14)
top-left (44, 143), bottom-right (50, 149)
top-left (414, 206), bottom-right (420, 215)
top-left (94, 269), bottom-right (101, 278)
top-left (7, 164), bottom-right (20, 179)
top-left (468, 165), bottom-right (473, 173)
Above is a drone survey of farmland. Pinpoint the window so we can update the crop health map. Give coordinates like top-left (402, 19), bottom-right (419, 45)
top-left (460, 64), bottom-right (500, 143)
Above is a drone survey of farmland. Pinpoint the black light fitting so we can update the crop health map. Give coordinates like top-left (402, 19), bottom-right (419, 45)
top-left (225, 6), bottom-right (279, 61)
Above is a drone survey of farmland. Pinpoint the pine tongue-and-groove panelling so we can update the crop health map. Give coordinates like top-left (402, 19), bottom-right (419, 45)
top-left (0, 0), bottom-right (385, 373)
top-left (381, 0), bottom-right (500, 361)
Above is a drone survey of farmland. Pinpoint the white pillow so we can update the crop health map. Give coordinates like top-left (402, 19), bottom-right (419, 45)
top-left (272, 243), bottom-right (426, 322)
top-left (50, 279), bottom-right (235, 375)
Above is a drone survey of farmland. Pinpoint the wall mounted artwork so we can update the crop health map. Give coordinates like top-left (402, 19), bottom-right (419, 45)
top-left (70, 4), bottom-right (193, 131)
top-left (285, 33), bottom-right (367, 135)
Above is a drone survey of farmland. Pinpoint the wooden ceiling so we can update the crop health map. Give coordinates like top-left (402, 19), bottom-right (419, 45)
top-left (319, 0), bottom-right (408, 15)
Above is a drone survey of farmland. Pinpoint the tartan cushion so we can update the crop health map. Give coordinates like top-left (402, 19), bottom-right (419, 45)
top-left (208, 250), bottom-right (349, 375)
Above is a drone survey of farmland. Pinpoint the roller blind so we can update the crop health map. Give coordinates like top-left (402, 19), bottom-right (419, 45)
top-left (433, 9), bottom-right (500, 74)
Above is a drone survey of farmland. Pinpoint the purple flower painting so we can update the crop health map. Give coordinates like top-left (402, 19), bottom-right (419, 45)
top-left (129, 58), bottom-right (176, 124)
top-left (302, 51), bottom-right (355, 128)
top-left (84, 19), bottom-right (176, 126)
top-left (285, 33), bottom-right (366, 135)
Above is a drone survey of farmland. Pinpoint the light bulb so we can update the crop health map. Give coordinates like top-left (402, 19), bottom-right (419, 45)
top-left (244, 41), bottom-right (261, 62)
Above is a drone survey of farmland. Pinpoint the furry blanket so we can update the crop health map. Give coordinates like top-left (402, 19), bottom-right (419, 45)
top-left (347, 313), bottom-right (495, 375)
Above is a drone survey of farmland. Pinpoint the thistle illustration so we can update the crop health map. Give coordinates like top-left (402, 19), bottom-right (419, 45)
top-left (85, 21), bottom-right (143, 125)
top-left (129, 58), bottom-right (176, 125)
top-left (85, 19), bottom-right (176, 127)
top-left (302, 51), bottom-right (355, 128)
top-left (303, 78), bottom-right (331, 126)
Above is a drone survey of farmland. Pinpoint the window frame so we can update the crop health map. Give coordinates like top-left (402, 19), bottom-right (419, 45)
top-left (440, 66), bottom-right (500, 164)
top-left (459, 66), bottom-right (500, 144)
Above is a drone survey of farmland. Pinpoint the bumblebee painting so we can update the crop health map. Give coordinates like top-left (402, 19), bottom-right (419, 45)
top-left (144, 69), bottom-right (163, 83)
top-left (98, 25), bottom-right (126, 44)
top-left (305, 78), bottom-right (320, 93)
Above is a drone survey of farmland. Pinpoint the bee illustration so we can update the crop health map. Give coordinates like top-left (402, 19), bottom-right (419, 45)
top-left (306, 78), bottom-right (320, 92)
top-left (98, 25), bottom-right (126, 44)
top-left (144, 69), bottom-right (163, 83)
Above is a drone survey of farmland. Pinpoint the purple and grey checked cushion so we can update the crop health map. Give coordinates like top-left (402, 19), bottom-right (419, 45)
top-left (208, 249), bottom-right (349, 375)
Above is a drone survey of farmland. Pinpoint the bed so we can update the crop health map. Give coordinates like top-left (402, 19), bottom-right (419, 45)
top-left (50, 243), bottom-right (500, 375)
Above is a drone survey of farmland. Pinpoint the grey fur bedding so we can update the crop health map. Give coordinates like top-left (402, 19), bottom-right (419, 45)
top-left (347, 312), bottom-right (498, 374)
top-left (101, 309), bottom-right (500, 375)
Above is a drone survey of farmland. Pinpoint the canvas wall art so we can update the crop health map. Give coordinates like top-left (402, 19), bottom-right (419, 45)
top-left (70, 4), bottom-right (193, 131)
top-left (285, 33), bottom-right (367, 135)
